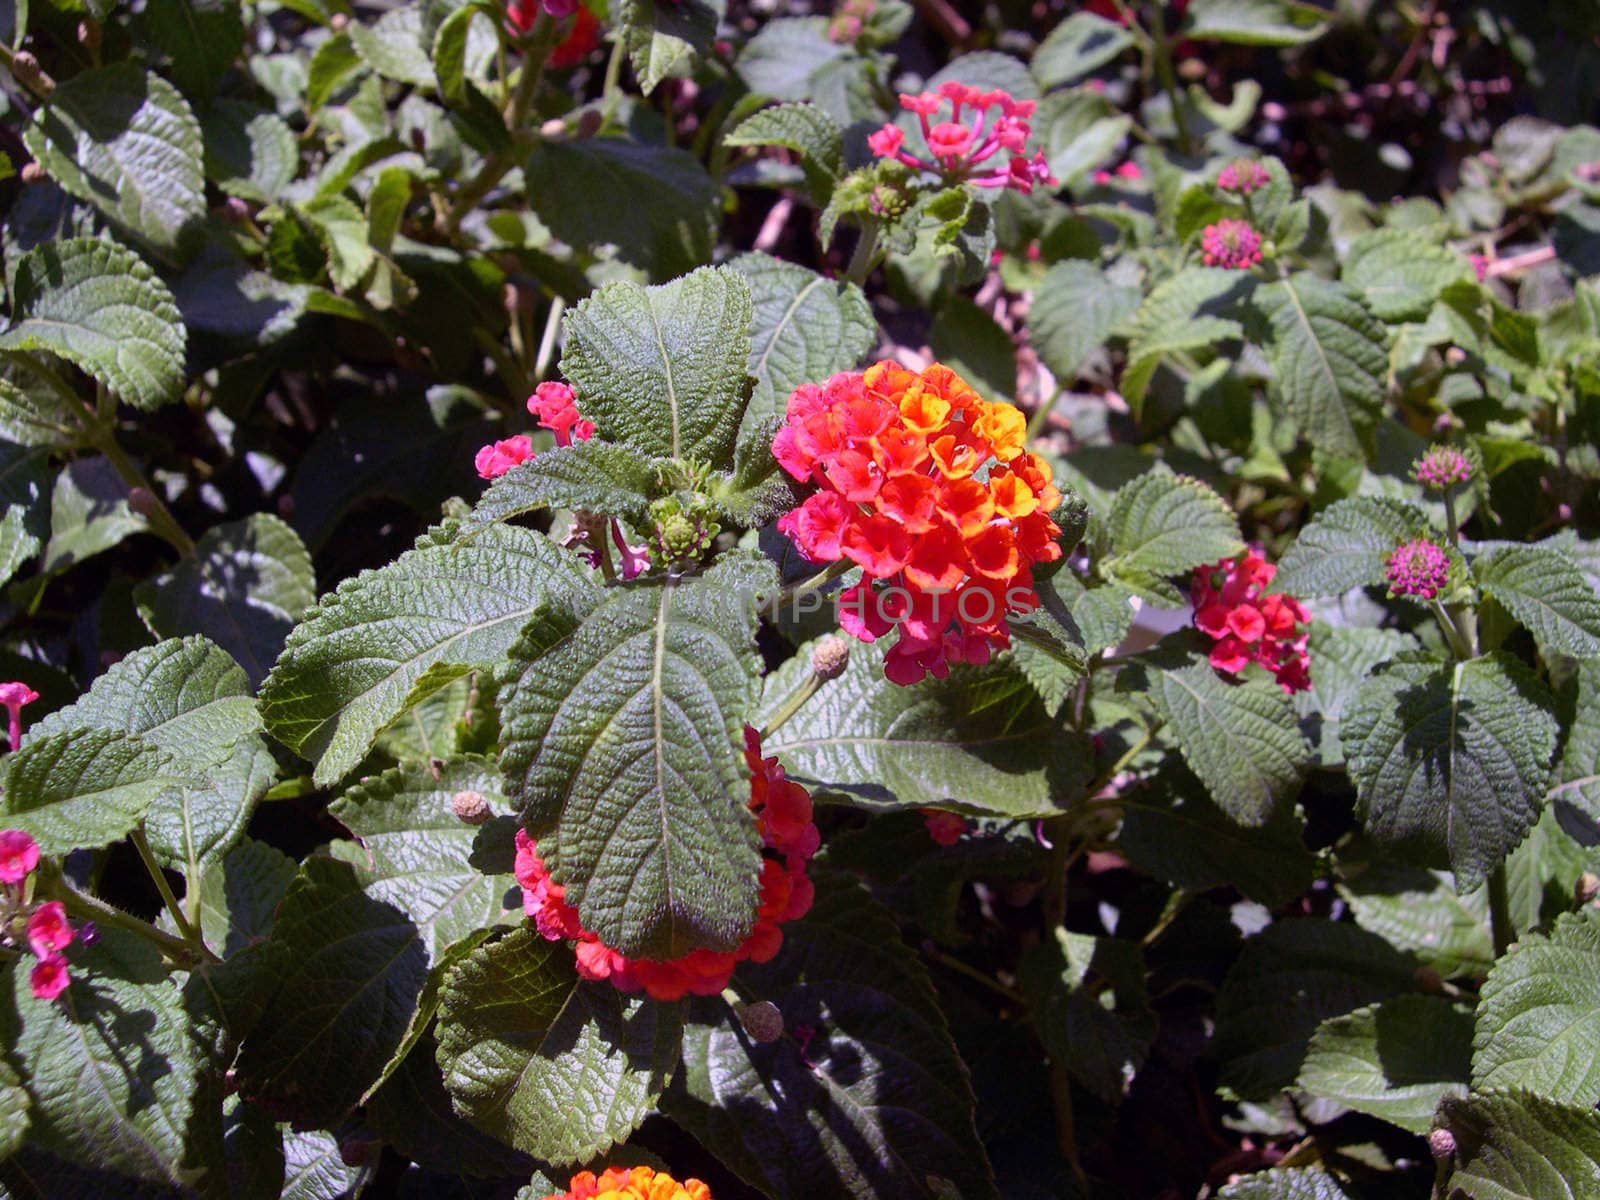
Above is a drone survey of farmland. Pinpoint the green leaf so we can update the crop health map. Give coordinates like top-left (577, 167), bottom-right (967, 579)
top-left (1213, 918), bottom-right (1417, 1099)
top-left (306, 32), bottom-right (363, 111)
top-left (725, 103), bottom-right (843, 200)
top-left (1121, 267), bottom-right (1252, 407)
top-left (1343, 653), bottom-right (1559, 892)
top-left (1472, 543), bottom-right (1600, 660)
top-left (736, 17), bottom-right (847, 102)
top-left (28, 637), bottom-right (276, 872)
top-left (198, 837), bottom-right (298, 958)
top-left (1339, 862), bottom-right (1493, 978)
top-left (260, 523), bottom-right (598, 787)
top-left (202, 100), bottom-right (299, 203)
top-left (0, 727), bottom-right (187, 853)
top-left (235, 856), bottom-right (432, 1127)
top-left (1104, 470), bottom-right (1244, 589)
top-left (140, 0), bottom-right (247, 100)
top-left (1027, 260), bottom-right (1142, 383)
top-left (464, 439), bottom-right (664, 533)
top-left (1032, 89), bottom-right (1133, 186)
top-left (1252, 274), bottom-right (1388, 461)
top-left (1342, 228), bottom-right (1477, 321)
top-left (499, 577), bottom-right (762, 960)
top-left (1272, 497), bottom-right (1428, 597)
top-left (0, 373), bottom-right (88, 449)
top-left (434, 928), bottom-right (682, 1165)
top-left (562, 266), bottom-right (754, 470)
top-left (1552, 661), bottom-right (1600, 836)
top-left (1472, 908), bottom-right (1600, 1106)
top-left (664, 873), bottom-right (1000, 1200)
top-left (38, 455), bottom-right (149, 576)
top-left (1131, 651), bottom-right (1309, 825)
top-left (280, 1129), bottom-right (365, 1200)
top-left (0, 239), bottom-right (186, 410)
top-left (0, 928), bottom-right (204, 1188)
top-left (1183, 0), bottom-right (1330, 45)
top-left (928, 296), bottom-right (1017, 403)
top-left (1032, 12), bottom-right (1136, 89)
top-left (762, 639), bottom-right (1093, 818)
top-left (729, 252), bottom-right (874, 427)
top-left (1438, 1091), bottom-right (1600, 1200)
top-left (0, 1057), bottom-right (27, 1161)
top-left (1215, 1168), bottom-right (1354, 1199)
top-left (134, 515), bottom-right (316, 688)
top-left (22, 64), bottom-right (205, 260)
top-left (620, 0), bottom-right (723, 95)
top-left (328, 756), bottom-right (521, 960)
top-left (301, 195), bottom-right (373, 292)
top-left (347, 6), bottom-right (436, 87)
top-left (1295, 624), bottom-right (1418, 765)
top-left (526, 138), bottom-right (719, 281)
top-left (1020, 929), bottom-right (1156, 1105)
top-left (1298, 995), bottom-right (1472, 1134)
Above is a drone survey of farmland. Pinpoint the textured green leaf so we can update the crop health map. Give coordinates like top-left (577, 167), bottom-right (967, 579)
top-left (621, 0), bottom-right (723, 95)
top-left (134, 515), bottom-right (316, 688)
top-left (1253, 274), bottom-right (1387, 460)
top-left (197, 837), bottom-right (298, 959)
top-left (348, 6), bottom-right (436, 87)
top-left (39, 455), bottom-right (149, 577)
top-left (140, 0), bottom-right (246, 100)
top-left (1472, 908), bottom-right (1600, 1105)
top-left (28, 637), bottom-right (276, 873)
top-left (201, 100), bottom-right (299, 203)
top-left (1472, 543), bottom-right (1600, 660)
top-left (0, 727), bottom-right (187, 853)
top-left (464, 439), bottom-right (664, 533)
top-left (1028, 260), bottom-right (1142, 383)
top-left (435, 927), bottom-right (681, 1164)
top-left (1033, 88), bottom-right (1133, 186)
top-left (1344, 653), bottom-right (1558, 891)
top-left (1121, 267), bottom-right (1252, 406)
top-left (735, 16), bottom-right (846, 101)
top-left (1552, 661), bottom-right (1600, 834)
top-left (562, 267), bottom-right (754, 469)
top-left (500, 577), bottom-right (762, 960)
top-left (260, 523), bottom-right (597, 787)
top-left (762, 639), bottom-right (1093, 818)
top-left (1298, 995), bottom-right (1472, 1133)
top-left (1342, 228), bottom-right (1477, 321)
top-left (22, 64), bottom-right (205, 259)
top-left (1339, 862), bottom-right (1493, 978)
top-left (730, 252), bottom-right (874, 426)
top-left (1215, 1168), bottom-right (1354, 1199)
top-left (1104, 470), bottom-right (1244, 585)
top-left (0, 239), bottom-right (186, 410)
top-left (1020, 929), bottom-right (1156, 1105)
top-left (235, 856), bottom-right (432, 1127)
top-left (1183, 0), bottom-right (1331, 45)
top-left (1438, 1091), bottom-right (1600, 1200)
top-left (328, 756), bottom-right (520, 960)
top-left (0, 928), bottom-right (204, 1188)
top-left (665, 873), bottom-right (1000, 1200)
top-left (1033, 12), bottom-right (1136, 88)
top-left (1214, 919), bottom-right (1417, 1099)
top-left (928, 297), bottom-right (1016, 403)
top-left (725, 103), bottom-right (843, 198)
top-left (1272, 496), bottom-right (1428, 597)
top-left (280, 1129), bottom-right (365, 1200)
top-left (526, 138), bottom-right (719, 281)
top-left (0, 1058), bottom-right (29, 1162)
top-left (0, 373), bottom-right (88, 449)
top-left (1133, 652), bottom-right (1308, 825)
top-left (1295, 624), bottom-right (1418, 765)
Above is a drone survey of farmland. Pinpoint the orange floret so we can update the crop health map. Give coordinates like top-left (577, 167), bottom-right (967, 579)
top-left (548, 1165), bottom-right (714, 1200)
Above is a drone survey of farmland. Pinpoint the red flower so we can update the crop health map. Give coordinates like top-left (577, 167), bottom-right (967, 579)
top-left (29, 955), bottom-right (69, 1001)
top-left (0, 829), bottom-right (39, 884)
top-left (26, 901), bottom-right (73, 958)
top-left (868, 87), bottom-right (1056, 194)
top-left (512, 728), bottom-right (818, 1003)
top-left (922, 810), bottom-right (968, 845)
top-left (1191, 550), bottom-right (1311, 693)
top-left (548, 7), bottom-right (599, 68)
top-left (474, 382), bottom-right (596, 480)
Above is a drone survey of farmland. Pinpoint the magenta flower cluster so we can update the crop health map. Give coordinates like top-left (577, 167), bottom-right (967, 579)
top-left (1201, 219), bottom-right (1263, 270)
top-left (1217, 159), bottom-right (1271, 194)
top-left (867, 83), bottom-right (1056, 195)
top-left (1, 830), bottom-right (78, 1001)
top-left (1386, 538), bottom-right (1451, 599)
top-left (1412, 445), bottom-right (1473, 491)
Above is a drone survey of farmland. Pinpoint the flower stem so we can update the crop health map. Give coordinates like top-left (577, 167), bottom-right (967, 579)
top-left (534, 295), bottom-right (565, 379)
top-left (1487, 862), bottom-right (1513, 957)
top-left (41, 868), bottom-right (210, 965)
top-left (1148, 3), bottom-right (1193, 153)
top-left (844, 220), bottom-right (883, 287)
top-left (760, 668), bottom-right (825, 741)
top-left (130, 828), bottom-right (205, 952)
top-left (777, 557), bottom-right (853, 608)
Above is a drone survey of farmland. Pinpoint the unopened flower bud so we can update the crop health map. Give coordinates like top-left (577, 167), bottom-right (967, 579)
top-left (1576, 872), bottom-right (1600, 907)
top-left (452, 790), bottom-right (491, 825)
top-left (1414, 965), bottom-right (1443, 994)
top-left (810, 635), bottom-right (850, 681)
top-left (739, 1000), bottom-right (784, 1043)
top-left (1412, 445), bottom-right (1472, 491)
top-left (127, 487), bottom-right (160, 520)
top-left (19, 162), bottom-right (45, 184)
top-left (540, 117), bottom-right (567, 140)
top-left (1428, 1128), bottom-right (1456, 1161)
top-left (77, 920), bottom-right (99, 946)
top-left (10, 51), bottom-right (53, 97)
top-left (77, 19), bottom-right (101, 53)
top-left (329, 12), bottom-right (348, 31)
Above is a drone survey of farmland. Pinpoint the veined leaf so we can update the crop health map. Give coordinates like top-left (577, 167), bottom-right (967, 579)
top-left (1183, 0), bottom-right (1331, 45)
top-left (463, 439), bottom-right (664, 533)
top-left (140, 0), bottom-right (247, 100)
top-left (1343, 228), bottom-right (1477, 321)
top-left (725, 104), bottom-right (843, 199)
top-left (620, 0), bottom-right (723, 95)
top-left (1272, 496), bottom-right (1428, 597)
top-left (1104, 470), bottom-right (1244, 587)
top-left (1472, 543), bottom-right (1600, 660)
top-left (1295, 624), bottom-right (1418, 766)
top-left (1121, 267), bottom-right (1252, 406)
top-left (0, 727), bottom-right (187, 853)
top-left (435, 928), bottom-right (682, 1164)
top-left (500, 577), bottom-right (762, 960)
top-left (1028, 259), bottom-right (1141, 383)
top-left (1033, 13), bottom-right (1136, 89)
top-left (0, 1058), bottom-right (28, 1162)
top-left (260, 523), bottom-right (598, 787)
top-left (1339, 862), bottom-right (1493, 978)
top-left (1438, 1090), bottom-right (1600, 1200)
top-left (1216, 1169), bottom-right (1354, 1199)
top-left (348, 6), bottom-right (436, 87)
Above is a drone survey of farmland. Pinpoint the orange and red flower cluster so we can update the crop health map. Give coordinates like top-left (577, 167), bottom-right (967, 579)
top-left (475, 381), bottom-right (595, 480)
top-left (867, 84), bottom-right (1055, 194)
top-left (1191, 551), bottom-right (1311, 693)
top-left (542, 1165), bottom-right (711, 1200)
top-left (774, 362), bottom-right (1064, 685)
top-left (514, 728), bottom-right (818, 1002)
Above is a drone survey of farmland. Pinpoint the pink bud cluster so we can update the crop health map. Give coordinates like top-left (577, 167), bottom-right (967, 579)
top-left (1216, 159), bottom-right (1271, 194)
top-left (867, 83), bottom-right (1057, 195)
top-left (1200, 219), bottom-right (1263, 270)
top-left (1386, 538), bottom-right (1451, 600)
top-left (1411, 445), bottom-right (1472, 491)
top-left (1, 830), bottom-right (79, 1001)
top-left (474, 382), bottom-right (596, 480)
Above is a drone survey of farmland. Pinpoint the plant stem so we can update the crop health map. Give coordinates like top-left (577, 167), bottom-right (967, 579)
top-left (76, 397), bottom-right (195, 557)
top-left (777, 557), bottom-right (854, 607)
top-left (1487, 862), bottom-right (1513, 957)
top-left (130, 829), bottom-right (205, 952)
top-left (844, 220), bottom-right (883, 287)
top-left (534, 295), bottom-right (565, 379)
top-left (43, 870), bottom-right (209, 965)
top-left (598, 33), bottom-right (627, 133)
top-left (1430, 600), bottom-right (1476, 661)
top-left (759, 668), bottom-right (824, 740)
top-left (1027, 383), bottom-right (1062, 442)
top-left (1148, 3), bottom-right (1193, 153)
top-left (1442, 486), bottom-right (1460, 546)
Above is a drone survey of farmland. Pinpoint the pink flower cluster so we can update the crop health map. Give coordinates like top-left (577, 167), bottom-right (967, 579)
top-left (474, 382), bottom-right (595, 480)
top-left (1, 830), bottom-right (77, 1000)
top-left (867, 83), bottom-right (1056, 195)
top-left (1093, 161), bottom-right (1143, 186)
top-left (1412, 445), bottom-right (1472, 491)
top-left (0, 680), bottom-right (37, 753)
top-left (1200, 219), bottom-right (1263, 270)
top-left (1191, 551), bottom-right (1311, 693)
top-left (1217, 159), bottom-right (1271, 194)
top-left (1386, 538), bottom-right (1450, 599)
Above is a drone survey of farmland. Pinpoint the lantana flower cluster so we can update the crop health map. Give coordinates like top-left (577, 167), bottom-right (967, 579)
top-left (1190, 551), bottom-right (1312, 693)
top-left (514, 728), bottom-right (818, 1002)
top-left (867, 83), bottom-right (1056, 195)
top-left (1411, 445), bottom-right (1473, 491)
top-left (1386, 537), bottom-right (1451, 600)
top-left (541, 1165), bottom-right (711, 1200)
top-left (773, 361), bottom-right (1064, 686)
top-left (1, 830), bottom-right (78, 1001)
top-left (1217, 158), bottom-right (1271, 194)
top-left (475, 381), bottom-right (595, 480)
top-left (1200, 218), bottom-right (1263, 270)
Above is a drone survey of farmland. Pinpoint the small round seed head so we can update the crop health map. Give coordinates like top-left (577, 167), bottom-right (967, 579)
top-left (739, 1000), bottom-right (784, 1043)
top-left (451, 790), bottom-right (492, 825)
top-left (811, 635), bottom-right (850, 681)
top-left (1428, 1128), bottom-right (1456, 1161)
